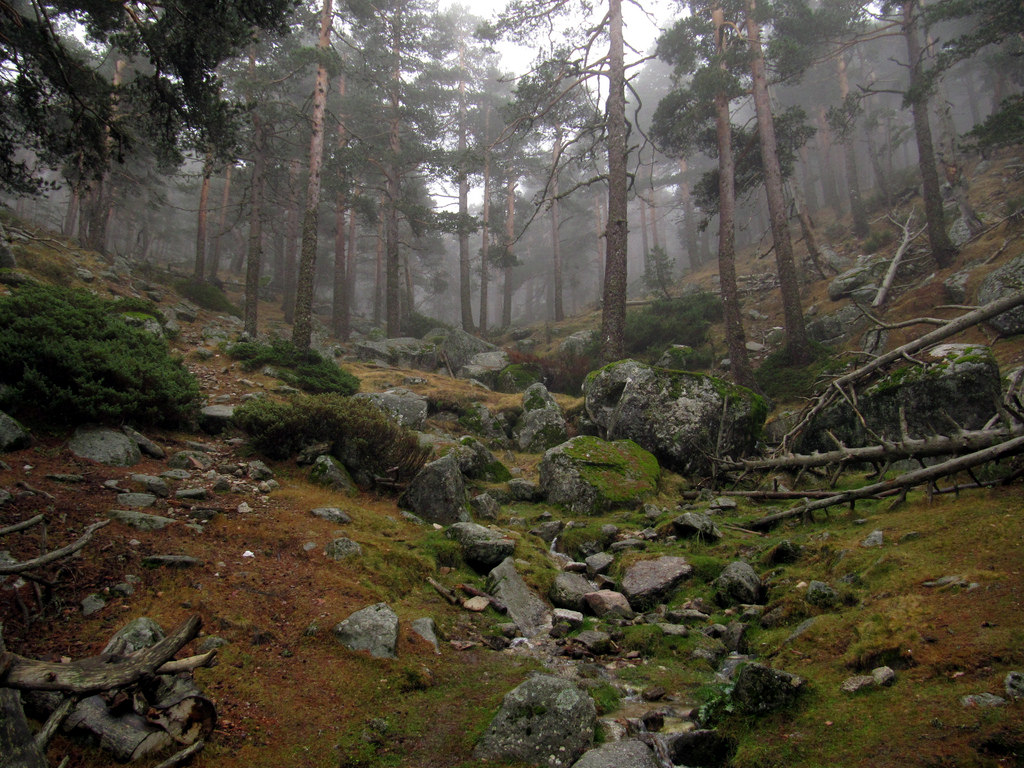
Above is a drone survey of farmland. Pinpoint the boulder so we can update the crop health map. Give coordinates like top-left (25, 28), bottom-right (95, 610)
top-left (68, 426), bottom-right (141, 466)
top-left (671, 512), bottom-right (722, 542)
top-left (827, 259), bottom-right (884, 301)
top-left (474, 674), bottom-right (596, 768)
top-left (806, 304), bottom-right (867, 346)
top-left (495, 363), bottom-right (542, 393)
top-left (583, 361), bottom-right (765, 476)
top-left (583, 590), bottom-right (634, 620)
top-left (354, 388), bottom-right (428, 430)
top-left (433, 327), bottom-right (497, 372)
top-left (458, 403), bottom-right (510, 445)
top-left (121, 425), bottom-right (165, 459)
top-left (488, 557), bottom-right (551, 638)
top-left (354, 337), bottom-right (439, 370)
top-left (449, 437), bottom-right (511, 482)
top-left (978, 255), bottom-right (1024, 335)
top-left (103, 617), bottom-right (165, 654)
top-left (410, 617), bottom-right (440, 654)
top-left (107, 509), bottom-right (176, 531)
top-left (332, 602), bottom-right (399, 659)
top-left (199, 405), bottom-right (234, 434)
top-left (550, 572), bottom-right (598, 612)
top-left (446, 522), bottom-right (515, 571)
top-left (715, 561), bottom-right (763, 606)
top-left (585, 552), bottom-right (614, 577)
top-left (799, 343), bottom-right (1001, 452)
top-left (731, 663), bottom-right (805, 714)
top-left (399, 455), bottom-right (469, 525)
top-left (539, 436), bottom-right (659, 515)
top-left (805, 580), bottom-right (839, 609)
top-left (514, 383), bottom-right (567, 453)
top-left (559, 330), bottom-right (598, 357)
top-left (571, 740), bottom-right (659, 768)
top-left (458, 350), bottom-right (512, 383)
top-left (309, 455), bottom-right (357, 495)
top-left (168, 450), bottom-right (212, 470)
top-left (621, 556), bottom-right (694, 610)
top-left (325, 538), bottom-right (362, 560)
top-left (0, 411), bottom-right (30, 452)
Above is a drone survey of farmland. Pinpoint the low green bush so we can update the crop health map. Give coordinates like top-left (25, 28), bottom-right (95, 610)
top-left (754, 343), bottom-right (838, 404)
top-left (0, 283), bottom-right (200, 427)
top-left (232, 393), bottom-right (430, 483)
top-left (624, 293), bottom-right (722, 362)
top-left (225, 339), bottom-right (359, 395)
top-left (173, 278), bottom-right (239, 315)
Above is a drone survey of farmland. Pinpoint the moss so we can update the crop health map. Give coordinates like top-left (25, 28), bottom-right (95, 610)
top-left (496, 363), bottom-right (542, 393)
top-left (562, 436), bottom-right (660, 507)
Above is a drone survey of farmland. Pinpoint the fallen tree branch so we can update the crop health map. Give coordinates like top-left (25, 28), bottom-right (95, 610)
top-left (427, 577), bottom-right (459, 606)
top-left (456, 584), bottom-right (508, 614)
top-left (0, 515), bottom-right (46, 537)
top-left (0, 520), bottom-right (110, 575)
top-left (873, 211), bottom-right (926, 308)
top-left (152, 739), bottom-right (206, 768)
top-left (749, 434), bottom-right (1024, 531)
top-left (155, 650), bottom-right (218, 675)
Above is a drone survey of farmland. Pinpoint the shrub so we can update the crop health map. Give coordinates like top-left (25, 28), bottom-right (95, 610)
top-left (232, 393), bottom-right (430, 484)
top-left (173, 278), bottom-right (239, 315)
top-left (862, 228), bottom-right (895, 254)
top-left (624, 293), bottom-right (722, 360)
top-left (0, 283), bottom-right (201, 427)
top-left (225, 339), bottom-right (359, 395)
top-left (402, 311), bottom-right (446, 339)
top-left (754, 342), bottom-right (838, 404)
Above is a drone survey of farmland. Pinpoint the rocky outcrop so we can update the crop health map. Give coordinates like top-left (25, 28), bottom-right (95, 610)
top-left (474, 674), bottom-right (596, 768)
top-left (731, 663), bottom-right (805, 714)
top-left (448, 437), bottom-right (511, 482)
top-left (0, 410), bottom-right (30, 452)
top-left (354, 337), bottom-right (439, 370)
top-left (446, 522), bottom-right (515, 571)
top-left (68, 426), bottom-right (141, 466)
top-left (583, 361), bottom-right (766, 476)
top-left (354, 388), bottom-right (428, 430)
top-left (513, 383), bottom-right (567, 453)
top-left (399, 455), bottom-right (469, 525)
top-left (621, 556), bottom-right (694, 611)
top-left (550, 572), bottom-right (598, 612)
top-left (978, 255), bottom-right (1024, 335)
top-left (332, 602), bottom-right (399, 659)
top-left (488, 557), bottom-right (551, 638)
top-left (715, 561), bottom-right (763, 606)
top-left (309, 455), bottom-right (357, 495)
top-left (539, 436), bottom-right (659, 515)
top-left (571, 740), bottom-right (659, 768)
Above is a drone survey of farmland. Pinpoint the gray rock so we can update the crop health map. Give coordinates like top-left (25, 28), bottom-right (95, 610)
top-left (459, 350), bottom-right (511, 382)
top-left (621, 556), bottom-right (693, 610)
top-left (69, 426), bottom-right (141, 466)
top-left (715, 561), bottom-right (762, 606)
top-left (332, 602), bottom-right (399, 659)
top-left (514, 383), bottom-right (567, 453)
top-left (507, 478), bottom-right (540, 501)
top-left (550, 572), bottom-right (598, 612)
top-left (311, 507), bottom-right (352, 524)
top-left (488, 557), bottom-right (551, 638)
top-left (841, 675), bottom-right (876, 693)
top-left (552, 608), bottom-right (584, 630)
top-left (199, 405), bottom-right (235, 434)
top-left (828, 259), bottom-right (885, 301)
top-left (434, 327), bottom-right (497, 372)
top-left (573, 629), bottom-right (612, 655)
top-left (961, 693), bottom-right (1006, 708)
top-left (247, 460), bottom-right (274, 481)
top-left (1004, 671), bottom-right (1024, 700)
top-left (81, 594), bottom-right (106, 616)
top-left (354, 337), bottom-right (439, 370)
top-left (862, 530), bottom-right (884, 548)
top-left (470, 493), bottom-right (500, 520)
top-left (325, 537), bottom-right (363, 560)
top-left (583, 360), bottom-right (764, 476)
top-left (103, 617), bottom-right (165, 654)
top-left (585, 552), bottom-right (614, 578)
top-left (446, 522), bottom-right (516, 571)
top-left (309, 455), bottom-right (357, 495)
top-left (168, 450), bottom-right (213, 470)
top-left (539, 436), bottom-right (659, 515)
top-left (474, 674), bottom-right (597, 768)
top-left (175, 487), bottom-right (208, 500)
top-left (672, 512), bottom-right (722, 542)
top-left (411, 617), bottom-right (440, 653)
top-left (400, 455), bottom-right (469, 525)
top-left (873, 666), bottom-right (896, 686)
top-left (449, 437), bottom-right (510, 482)
top-left (805, 580), bottom-right (839, 609)
top-left (116, 493), bottom-right (157, 508)
top-left (944, 268), bottom-right (972, 304)
top-left (559, 330), bottom-right (598, 358)
top-left (530, 520), bottom-right (565, 543)
top-left (0, 411), bottom-right (30, 452)
top-left (571, 740), bottom-right (658, 768)
top-left (458, 403), bottom-right (510, 445)
top-left (131, 474), bottom-right (169, 497)
top-left (978, 255), bottom-right (1024, 335)
top-left (807, 304), bottom-right (869, 346)
top-left (108, 509), bottom-right (176, 531)
top-left (197, 636), bottom-right (228, 653)
top-left (583, 590), bottom-right (634, 620)
top-left (355, 388), bottom-right (429, 430)
top-left (732, 663), bottom-right (805, 714)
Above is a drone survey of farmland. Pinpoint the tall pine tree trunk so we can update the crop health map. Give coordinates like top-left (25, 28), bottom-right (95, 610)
top-left (837, 54), bottom-right (868, 238)
top-left (457, 42), bottom-right (475, 332)
top-left (502, 175), bottom-right (515, 328)
top-left (208, 165), bottom-right (232, 281)
top-left (479, 107), bottom-right (491, 332)
top-left (745, 0), bottom-right (810, 365)
top-left (193, 151), bottom-right (213, 281)
top-left (902, 0), bottom-right (957, 267)
top-left (600, 0), bottom-right (628, 362)
top-left (385, 13), bottom-right (403, 337)
top-left (292, 0), bottom-right (333, 351)
top-left (282, 160), bottom-right (300, 322)
top-left (551, 124), bottom-right (564, 322)
top-left (244, 117), bottom-right (266, 338)
top-left (678, 158), bottom-right (698, 272)
top-left (332, 75), bottom-right (349, 339)
top-left (374, 211), bottom-right (384, 326)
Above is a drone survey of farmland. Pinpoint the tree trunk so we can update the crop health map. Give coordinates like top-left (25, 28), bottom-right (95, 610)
top-left (713, 5), bottom-right (755, 391)
top-left (374, 211), bottom-right (384, 326)
top-left (457, 42), bottom-right (475, 332)
top-left (745, 0), bottom-right (810, 365)
top-left (551, 124), bottom-right (565, 322)
top-left (814, 106), bottom-right (842, 213)
top-left (678, 158), bottom-right (698, 272)
top-left (282, 160), bottom-right (300, 323)
top-left (208, 164), bottom-right (232, 281)
top-left (385, 13), bottom-right (403, 338)
top-left (837, 55), bottom-right (869, 238)
top-left (601, 0), bottom-right (628, 362)
top-left (502, 175), bottom-right (515, 328)
top-left (244, 116), bottom-right (266, 339)
top-left (594, 192), bottom-right (605, 303)
top-left (63, 181), bottom-right (80, 239)
top-left (479, 107), bottom-right (491, 332)
top-left (345, 202), bottom-right (357, 335)
top-left (332, 75), bottom-right (349, 339)
top-left (902, 0), bottom-right (957, 267)
top-left (193, 152), bottom-right (213, 282)
top-left (292, 0), bottom-right (333, 352)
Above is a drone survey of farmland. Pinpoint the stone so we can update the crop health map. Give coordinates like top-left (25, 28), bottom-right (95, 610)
top-left (841, 675), bottom-right (876, 693)
top-left (325, 537), bottom-right (362, 560)
top-left (583, 590), bottom-right (634, 620)
top-left (103, 617), bottom-right (165, 654)
top-left (168, 451), bottom-right (213, 470)
top-left (411, 617), bottom-right (440, 653)
top-left (559, 330), bottom-right (597, 357)
top-left (131, 474), bottom-right (169, 497)
top-left (400, 455), bottom-right (469, 525)
top-left (807, 304), bottom-right (870, 346)
top-left (552, 608), bottom-right (584, 630)
top-left (961, 693), bottom-right (1006, 708)
top-left (585, 552), bottom-right (614, 578)
top-left (247, 460), bottom-right (274, 481)
top-left (583, 360), bottom-right (765, 476)
top-left (978, 255), bottom-right (1024, 335)
top-left (715, 561), bottom-right (763, 606)
top-left (108, 509), bottom-right (176, 531)
top-left (862, 530), bottom-right (884, 548)
top-left (116, 492), bottom-right (158, 508)
top-left (539, 436), bottom-right (660, 515)
top-left (731, 663), bottom-right (805, 714)
top-left (311, 507), bottom-right (352, 524)
top-left (446, 522), bottom-right (515, 571)
top-left (81, 594), bottom-right (106, 616)
top-left (354, 337), bottom-right (440, 370)
top-left (474, 674), bottom-right (597, 768)
top-left (0, 411), bottom-right (30, 452)
top-left (671, 512), bottom-right (722, 542)
top-left (944, 268), bottom-right (972, 304)
top-left (332, 602), bottom-right (399, 659)
top-left (621, 556), bottom-right (693, 611)
top-left (765, 540), bottom-right (801, 565)
top-left (488, 558), bottom-right (551, 638)
top-left (470, 493), bottom-right (500, 520)
top-left (827, 259), bottom-right (885, 301)
top-left (68, 426), bottom-right (141, 466)
top-left (571, 740), bottom-right (658, 768)
top-left (507, 478), bottom-right (540, 501)
top-left (464, 596), bottom-right (490, 611)
top-left (175, 487), bottom-right (208, 500)
top-left (872, 666), bottom-right (896, 686)
top-left (513, 383), bottom-right (568, 453)
top-left (805, 580), bottom-right (839, 609)
top-left (449, 437), bottom-right (511, 482)
top-left (495, 363), bottom-right (543, 393)
top-left (309, 455), bottom-right (357, 495)
top-left (550, 572), bottom-right (598, 612)
top-left (458, 403), bottom-right (510, 445)
top-left (530, 520), bottom-right (564, 543)
top-left (459, 350), bottom-right (512, 383)
top-left (355, 388), bottom-right (429, 430)
top-left (1004, 671), bottom-right (1024, 700)
top-left (199, 405), bottom-right (235, 434)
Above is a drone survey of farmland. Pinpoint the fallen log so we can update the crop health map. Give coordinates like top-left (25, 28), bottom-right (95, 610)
top-left (0, 520), bottom-right (110, 575)
top-left (0, 688), bottom-right (48, 768)
top-left (427, 577), bottom-right (459, 606)
top-left (0, 515), bottom-right (46, 537)
top-left (456, 584), bottom-right (508, 614)
top-left (748, 434), bottom-right (1024, 531)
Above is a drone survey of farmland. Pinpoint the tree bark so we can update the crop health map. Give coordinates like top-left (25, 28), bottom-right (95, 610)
top-left (282, 159), bottom-right (300, 323)
top-left (551, 124), bottom-right (565, 322)
top-left (193, 152), bottom-right (213, 282)
top-left (502, 175), bottom-right (515, 328)
top-left (208, 164), bottom-right (232, 281)
top-left (601, 0), bottom-right (628, 362)
top-left (479, 106), bottom-right (492, 332)
top-left (332, 75), bottom-right (349, 339)
top-left (385, 11), bottom-right (403, 337)
top-left (244, 108), bottom-right (266, 339)
top-left (457, 42), bottom-right (475, 332)
top-left (837, 54), bottom-right (869, 238)
top-left (292, 0), bottom-right (334, 351)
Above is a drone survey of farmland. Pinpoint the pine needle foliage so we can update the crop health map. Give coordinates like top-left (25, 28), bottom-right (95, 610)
top-left (226, 339), bottom-right (359, 395)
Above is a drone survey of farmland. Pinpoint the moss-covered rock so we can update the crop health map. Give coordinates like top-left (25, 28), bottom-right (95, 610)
top-left (538, 435), bottom-right (660, 515)
top-left (496, 363), bottom-right (542, 393)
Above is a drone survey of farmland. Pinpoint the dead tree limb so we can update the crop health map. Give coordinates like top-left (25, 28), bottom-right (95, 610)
top-left (0, 520), bottom-right (110, 575)
top-left (427, 577), bottom-right (459, 606)
top-left (749, 434), bottom-right (1024, 531)
top-left (456, 584), bottom-right (508, 614)
top-left (0, 515), bottom-right (46, 537)
top-left (873, 211), bottom-right (926, 308)
top-left (2, 615), bottom-right (201, 693)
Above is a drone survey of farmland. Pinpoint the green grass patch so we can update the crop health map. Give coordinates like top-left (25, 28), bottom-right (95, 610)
top-left (225, 339), bottom-right (359, 395)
